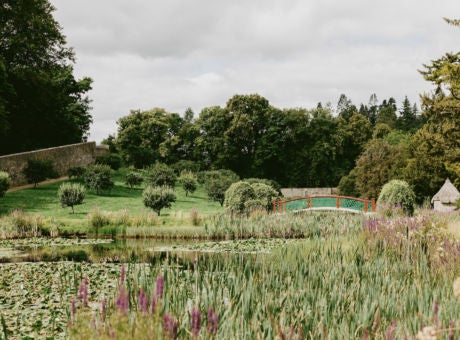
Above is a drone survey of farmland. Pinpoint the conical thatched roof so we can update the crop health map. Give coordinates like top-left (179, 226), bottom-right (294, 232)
top-left (431, 178), bottom-right (460, 204)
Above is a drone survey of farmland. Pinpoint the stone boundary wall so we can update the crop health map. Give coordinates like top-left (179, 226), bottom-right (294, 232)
top-left (281, 187), bottom-right (339, 198)
top-left (0, 142), bottom-right (108, 187)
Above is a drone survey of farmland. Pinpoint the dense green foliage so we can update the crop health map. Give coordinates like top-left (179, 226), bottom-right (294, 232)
top-left (224, 181), bottom-right (278, 214)
top-left (23, 159), bottom-right (58, 188)
top-left (57, 182), bottom-right (85, 213)
top-left (67, 166), bottom-right (86, 180)
top-left (0, 0), bottom-right (92, 155)
top-left (124, 170), bottom-right (143, 189)
top-left (377, 180), bottom-right (416, 215)
top-left (84, 164), bottom-right (114, 195)
top-left (96, 153), bottom-right (122, 170)
top-left (0, 171), bottom-right (10, 196)
top-left (178, 171), bottom-right (197, 196)
top-left (144, 163), bottom-right (176, 188)
top-left (203, 169), bottom-right (239, 206)
top-left (142, 185), bottom-right (176, 215)
top-left (113, 92), bottom-right (425, 195)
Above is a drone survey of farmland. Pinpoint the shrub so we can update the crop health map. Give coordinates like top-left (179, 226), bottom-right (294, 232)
top-left (143, 186), bottom-right (176, 216)
top-left (378, 179), bottom-right (416, 215)
top-left (179, 171), bottom-right (197, 196)
top-left (96, 153), bottom-right (123, 170)
top-left (171, 160), bottom-right (200, 174)
top-left (203, 169), bottom-right (239, 206)
top-left (251, 182), bottom-right (279, 211)
top-left (125, 171), bottom-right (144, 189)
top-left (84, 164), bottom-right (114, 194)
top-left (243, 178), bottom-right (282, 193)
top-left (23, 159), bottom-right (58, 188)
top-left (224, 181), bottom-right (255, 214)
top-left (0, 171), bottom-right (11, 197)
top-left (145, 163), bottom-right (176, 187)
top-left (338, 169), bottom-right (358, 197)
top-left (189, 207), bottom-right (201, 226)
top-left (67, 166), bottom-right (86, 179)
top-left (58, 183), bottom-right (85, 213)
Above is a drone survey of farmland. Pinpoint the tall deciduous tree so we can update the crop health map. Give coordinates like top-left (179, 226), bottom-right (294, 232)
top-left (0, 0), bottom-right (93, 155)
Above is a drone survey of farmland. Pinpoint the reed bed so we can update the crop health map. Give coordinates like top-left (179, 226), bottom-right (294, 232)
top-left (204, 211), bottom-right (363, 239)
top-left (66, 213), bottom-right (460, 339)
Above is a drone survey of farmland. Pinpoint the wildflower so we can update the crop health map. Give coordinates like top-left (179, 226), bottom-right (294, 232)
top-left (138, 288), bottom-right (148, 314)
top-left (70, 298), bottom-right (76, 320)
top-left (207, 306), bottom-right (218, 335)
top-left (163, 313), bottom-right (178, 339)
top-left (156, 275), bottom-right (164, 298)
top-left (191, 306), bottom-right (201, 338)
top-left (116, 286), bottom-right (129, 316)
top-left (77, 276), bottom-right (89, 307)
top-left (101, 298), bottom-right (106, 322)
top-left (120, 265), bottom-right (126, 285)
top-left (453, 277), bottom-right (460, 298)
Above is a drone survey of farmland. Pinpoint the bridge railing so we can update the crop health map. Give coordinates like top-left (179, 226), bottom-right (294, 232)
top-left (273, 195), bottom-right (376, 213)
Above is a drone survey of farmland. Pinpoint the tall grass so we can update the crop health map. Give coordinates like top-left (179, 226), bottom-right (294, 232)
top-left (69, 212), bottom-right (460, 338)
top-left (204, 211), bottom-right (363, 239)
top-left (0, 210), bottom-right (58, 239)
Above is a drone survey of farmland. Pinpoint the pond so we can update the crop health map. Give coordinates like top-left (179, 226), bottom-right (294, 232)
top-left (0, 237), bottom-right (297, 263)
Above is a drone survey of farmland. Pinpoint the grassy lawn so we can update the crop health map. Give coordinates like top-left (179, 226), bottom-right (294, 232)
top-left (0, 168), bottom-right (223, 230)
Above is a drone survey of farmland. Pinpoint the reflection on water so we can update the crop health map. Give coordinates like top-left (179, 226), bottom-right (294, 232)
top-left (0, 238), bottom-right (209, 263)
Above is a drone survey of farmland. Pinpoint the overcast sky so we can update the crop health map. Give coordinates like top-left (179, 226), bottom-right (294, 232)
top-left (50, 0), bottom-right (459, 142)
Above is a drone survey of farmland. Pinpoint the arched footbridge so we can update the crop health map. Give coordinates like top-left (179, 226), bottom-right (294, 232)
top-left (273, 195), bottom-right (376, 214)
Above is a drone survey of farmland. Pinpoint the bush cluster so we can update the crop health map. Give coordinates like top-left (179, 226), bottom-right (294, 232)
top-left (377, 179), bottom-right (415, 216)
top-left (202, 169), bottom-right (239, 206)
top-left (125, 171), bottom-right (143, 189)
top-left (0, 171), bottom-right (11, 197)
top-left (178, 171), bottom-right (197, 196)
top-left (67, 166), bottom-right (86, 179)
top-left (143, 186), bottom-right (176, 216)
top-left (224, 181), bottom-right (278, 215)
top-left (145, 163), bottom-right (176, 187)
top-left (84, 164), bottom-right (114, 194)
top-left (96, 153), bottom-right (123, 170)
top-left (23, 159), bottom-right (58, 188)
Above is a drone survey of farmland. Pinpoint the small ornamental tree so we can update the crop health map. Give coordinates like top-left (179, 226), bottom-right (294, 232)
top-left (378, 179), bottom-right (416, 215)
top-left (125, 171), bottom-right (143, 189)
top-left (224, 181), bottom-right (255, 214)
top-left (251, 182), bottom-right (279, 211)
top-left (179, 171), bottom-right (197, 197)
top-left (0, 171), bottom-right (11, 197)
top-left (58, 182), bottom-right (85, 213)
top-left (23, 159), bottom-right (58, 188)
top-left (204, 170), bottom-right (239, 206)
top-left (143, 186), bottom-right (176, 216)
top-left (84, 164), bottom-right (114, 195)
top-left (145, 163), bottom-right (176, 187)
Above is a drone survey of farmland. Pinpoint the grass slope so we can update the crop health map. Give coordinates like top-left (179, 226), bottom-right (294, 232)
top-left (0, 168), bottom-right (223, 229)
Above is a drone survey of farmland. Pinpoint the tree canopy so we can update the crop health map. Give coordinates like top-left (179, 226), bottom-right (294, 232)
top-left (0, 0), bottom-right (92, 155)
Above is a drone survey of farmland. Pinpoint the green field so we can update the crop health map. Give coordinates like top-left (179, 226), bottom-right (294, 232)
top-left (0, 168), bottom-right (223, 233)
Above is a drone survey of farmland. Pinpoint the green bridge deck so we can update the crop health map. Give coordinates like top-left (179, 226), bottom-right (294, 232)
top-left (273, 195), bottom-right (375, 213)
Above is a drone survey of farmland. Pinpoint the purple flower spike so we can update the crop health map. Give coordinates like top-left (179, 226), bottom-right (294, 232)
top-left (101, 298), bottom-right (106, 322)
top-left (138, 288), bottom-right (148, 314)
top-left (207, 306), bottom-right (218, 335)
top-left (191, 306), bottom-right (201, 338)
top-left (77, 277), bottom-right (89, 307)
top-left (70, 298), bottom-right (76, 319)
top-left (120, 265), bottom-right (126, 285)
top-left (156, 275), bottom-right (164, 298)
top-left (163, 313), bottom-right (178, 339)
top-left (116, 286), bottom-right (129, 316)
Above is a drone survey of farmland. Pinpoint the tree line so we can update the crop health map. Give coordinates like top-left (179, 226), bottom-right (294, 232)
top-left (106, 92), bottom-right (434, 199)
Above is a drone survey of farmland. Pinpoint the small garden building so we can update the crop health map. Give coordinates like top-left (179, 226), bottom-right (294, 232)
top-left (431, 178), bottom-right (460, 212)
